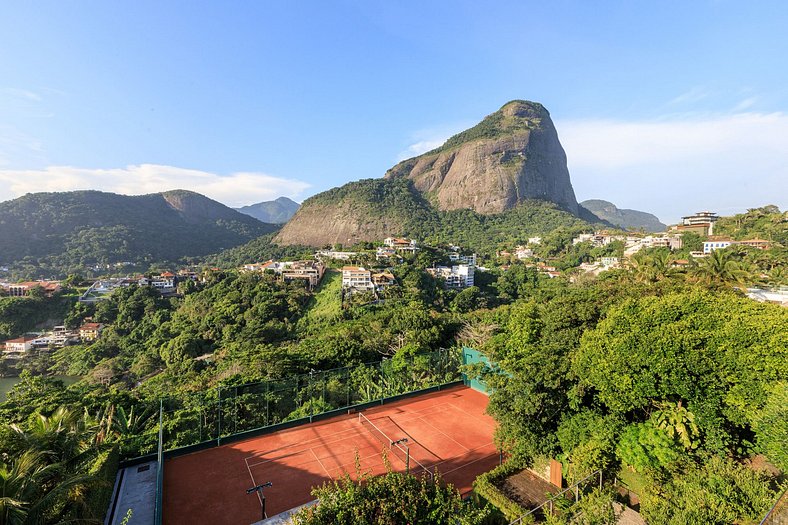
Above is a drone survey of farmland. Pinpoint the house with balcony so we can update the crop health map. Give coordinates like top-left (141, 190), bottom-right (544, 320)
top-left (3, 281), bottom-right (62, 297)
top-left (427, 264), bottom-right (475, 289)
top-left (703, 237), bottom-right (734, 254)
top-left (2, 336), bottom-right (36, 354)
top-left (79, 323), bottom-right (105, 342)
top-left (341, 266), bottom-right (374, 292)
top-left (383, 237), bottom-right (418, 253)
top-left (280, 261), bottom-right (326, 289)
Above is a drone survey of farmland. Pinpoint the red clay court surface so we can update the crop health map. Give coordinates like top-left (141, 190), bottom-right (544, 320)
top-left (163, 385), bottom-right (499, 525)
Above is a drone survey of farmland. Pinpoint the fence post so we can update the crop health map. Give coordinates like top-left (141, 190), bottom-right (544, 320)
top-left (265, 381), bottom-right (269, 427)
top-left (346, 368), bottom-right (350, 408)
top-left (217, 387), bottom-right (222, 446)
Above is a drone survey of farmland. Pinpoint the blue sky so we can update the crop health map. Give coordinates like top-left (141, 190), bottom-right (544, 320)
top-left (1, 1), bottom-right (786, 223)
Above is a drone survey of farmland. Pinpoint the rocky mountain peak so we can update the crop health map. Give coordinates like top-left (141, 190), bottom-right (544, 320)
top-left (384, 100), bottom-right (578, 215)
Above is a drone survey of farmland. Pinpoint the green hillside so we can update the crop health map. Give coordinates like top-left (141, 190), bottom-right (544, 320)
top-left (0, 190), bottom-right (278, 278)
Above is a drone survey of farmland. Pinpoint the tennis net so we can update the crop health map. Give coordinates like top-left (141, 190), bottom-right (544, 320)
top-left (357, 413), bottom-right (433, 481)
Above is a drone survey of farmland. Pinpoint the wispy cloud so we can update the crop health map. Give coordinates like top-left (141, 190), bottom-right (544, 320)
top-left (0, 125), bottom-right (46, 167)
top-left (396, 121), bottom-right (473, 161)
top-left (398, 138), bottom-right (447, 160)
top-left (666, 86), bottom-right (710, 106)
top-left (557, 112), bottom-right (788, 224)
top-left (3, 88), bottom-right (42, 102)
top-left (0, 164), bottom-right (312, 207)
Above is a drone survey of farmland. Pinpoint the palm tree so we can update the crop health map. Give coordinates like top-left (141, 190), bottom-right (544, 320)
top-left (629, 250), bottom-right (680, 283)
top-left (691, 249), bottom-right (749, 286)
top-left (10, 407), bottom-right (90, 465)
top-left (0, 451), bottom-right (49, 525)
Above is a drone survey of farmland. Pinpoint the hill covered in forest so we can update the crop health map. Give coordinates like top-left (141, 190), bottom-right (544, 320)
top-left (235, 196), bottom-right (300, 224)
top-left (0, 189), bottom-right (278, 277)
top-left (580, 199), bottom-right (666, 232)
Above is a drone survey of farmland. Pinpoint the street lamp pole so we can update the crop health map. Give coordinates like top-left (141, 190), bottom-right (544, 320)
top-left (246, 481), bottom-right (273, 521)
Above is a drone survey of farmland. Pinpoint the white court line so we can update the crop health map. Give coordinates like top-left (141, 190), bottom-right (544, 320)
top-left (244, 457), bottom-right (263, 506)
top-left (416, 415), bottom-right (471, 453)
top-left (435, 448), bottom-right (499, 477)
top-left (243, 424), bottom-right (365, 462)
top-left (311, 448), bottom-right (332, 479)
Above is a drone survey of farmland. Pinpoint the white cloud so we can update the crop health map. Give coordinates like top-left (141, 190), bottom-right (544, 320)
top-left (0, 164), bottom-right (311, 207)
top-left (666, 86), bottom-right (710, 106)
top-left (396, 121), bottom-right (473, 161)
top-left (557, 112), bottom-right (788, 224)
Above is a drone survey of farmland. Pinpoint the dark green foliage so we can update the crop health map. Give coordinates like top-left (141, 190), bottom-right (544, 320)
top-left (640, 456), bottom-right (776, 525)
top-left (751, 382), bottom-right (788, 471)
top-left (0, 294), bottom-right (72, 340)
top-left (292, 469), bottom-right (491, 525)
top-left (205, 233), bottom-right (313, 268)
top-left (713, 205), bottom-right (787, 244)
top-left (0, 190), bottom-right (278, 278)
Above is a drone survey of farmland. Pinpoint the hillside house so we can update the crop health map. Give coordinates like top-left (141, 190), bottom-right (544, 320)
top-left (3, 336), bottom-right (35, 354)
top-left (50, 326), bottom-right (78, 348)
top-left (703, 238), bottom-right (734, 254)
top-left (3, 281), bottom-right (62, 297)
top-left (371, 270), bottom-right (395, 290)
top-left (375, 246), bottom-right (397, 260)
top-left (79, 323), bottom-right (104, 342)
top-left (243, 260), bottom-right (325, 289)
top-left (449, 252), bottom-right (478, 266)
top-left (341, 266), bottom-right (374, 291)
top-left (241, 260), bottom-right (279, 273)
top-left (316, 250), bottom-right (357, 260)
top-left (600, 256), bottom-right (620, 267)
top-left (671, 210), bottom-right (720, 236)
top-left (515, 246), bottom-right (533, 259)
top-left (737, 239), bottom-right (771, 250)
top-left (383, 237), bottom-right (418, 253)
top-left (427, 264), bottom-right (475, 289)
top-left (280, 261), bottom-right (325, 289)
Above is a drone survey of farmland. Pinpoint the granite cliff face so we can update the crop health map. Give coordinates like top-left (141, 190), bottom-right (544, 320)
top-left (276, 100), bottom-right (583, 246)
top-left (385, 100), bottom-right (579, 215)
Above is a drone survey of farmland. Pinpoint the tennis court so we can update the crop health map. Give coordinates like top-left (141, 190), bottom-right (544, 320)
top-left (163, 385), bottom-right (499, 524)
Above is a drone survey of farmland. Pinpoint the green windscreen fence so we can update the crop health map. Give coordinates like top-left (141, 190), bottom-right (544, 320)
top-left (155, 348), bottom-right (461, 452)
top-left (461, 346), bottom-right (492, 393)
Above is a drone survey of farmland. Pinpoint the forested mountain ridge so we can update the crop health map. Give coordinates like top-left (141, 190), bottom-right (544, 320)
top-left (235, 196), bottom-right (300, 223)
top-left (580, 199), bottom-right (666, 232)
top-left (276, 100), bottom-right (594, 247)
top-left (267, 177), bottom-right (603, 252)
top-left (0, 189), bottom-right (278, 276)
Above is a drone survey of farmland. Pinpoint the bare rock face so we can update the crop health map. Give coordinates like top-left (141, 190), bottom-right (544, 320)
top-left (385, 100), bottom-right (579, 215)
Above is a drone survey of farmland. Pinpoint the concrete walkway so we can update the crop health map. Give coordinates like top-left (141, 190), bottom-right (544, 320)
top-left (105, 461), bottom-right (157, 525)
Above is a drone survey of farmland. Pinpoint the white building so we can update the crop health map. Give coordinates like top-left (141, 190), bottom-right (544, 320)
top-left (600, 256), bottom-right (620, 267)
top-left (703, 239), bottom-right (733, 254)
top-left (316, 250), bottom-right (357, 260)
top-left (528, 236), bottom-right (542, 245)
top-left (515, 246), bottom-right (533, 260)
top-left (427, 264), bottom-right (475, 289)
top-left (383, 237), bottom-right (418, 253)
top-left (3, 336), bottom-right (35, 354)
top-left (341, 266), bottom-right (374, 291)
top-left (449, 252), bottom-right (477, 266)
